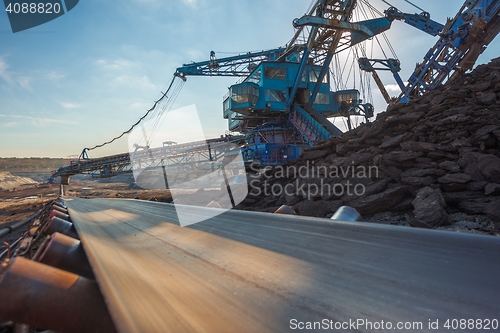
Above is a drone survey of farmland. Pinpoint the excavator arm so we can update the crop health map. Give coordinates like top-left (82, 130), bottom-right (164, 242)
top-left (399, 0), bottom-right (500, 102)
top-left (360, 0), bottom-right (500, 104)
top-left (359, 5), bottom-right (444, 104)
top-left (384, 6), bottom-right (444, 37)
top-left (175, 48), bottom-right (286, 79)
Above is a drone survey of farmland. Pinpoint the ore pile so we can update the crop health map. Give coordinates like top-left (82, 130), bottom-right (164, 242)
top-left (239, 58), bottom-right (500, 233)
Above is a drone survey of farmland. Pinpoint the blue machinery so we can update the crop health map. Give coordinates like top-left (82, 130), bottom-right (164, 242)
top-left (176, 0), bottom-right (392, 166)
top-left (398, 0), bottom-right (500, 102)
top-left (54, 0), bottom-right (500, 179)
top-left (365, 0), bottom-right (500, 103)
top-left (175, 0), bottom-right (500, 166)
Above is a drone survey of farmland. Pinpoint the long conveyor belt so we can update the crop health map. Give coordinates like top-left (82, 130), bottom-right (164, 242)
top-left (65, 197), bottom-right (500, 332)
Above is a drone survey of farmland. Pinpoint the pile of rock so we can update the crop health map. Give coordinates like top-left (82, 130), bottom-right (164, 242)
top-left (238, 57), bottom-right (500, 233)
top-left (0, 171), bottom-right (38, 191)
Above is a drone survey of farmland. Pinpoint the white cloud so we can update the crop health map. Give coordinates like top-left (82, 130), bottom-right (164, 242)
top-left (47, 71), bottom-right (65, 80)
top-left (58, 101), bottom-right (82, 109)
top-left (184, 49), bottom-right (205, 62)
top-left (112, 75), bottom-right (156, 90)
top-left (1, 121), bottom-right (18, 127)
top-left (95, 58), bottom-right (140, 72)
top-left (94, 57), bottom-right (158, 91)
top-left (0, 57), bottom-right (39, 92)
top-left (128, 101), bottom-right (152, 111)
top-left (0, 58), bottom-right (15, 86)
top-left (384, 83), bottom-right (407, 96)
top-left (17, 76), bottom-right (33, 92)
top-left (0, 114), bottom-right (77, 127)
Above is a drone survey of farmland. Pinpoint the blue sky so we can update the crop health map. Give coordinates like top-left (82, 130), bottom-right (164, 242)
top-left (0, 0), bottom-right (498, 158)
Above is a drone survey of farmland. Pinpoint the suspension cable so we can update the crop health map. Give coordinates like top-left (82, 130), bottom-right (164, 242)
top-left (83, 74), bottom-right (180, 152)
top-left (402, 0), bottom-right (426, 13)
top-left (361, 0), bottom-right (398, 59)
top-left (360, 0), bottom-right (384, 16)
top-left (380, 0), bottom-right (395, 8)
top-left (146, 78), bottom-right (185, 146)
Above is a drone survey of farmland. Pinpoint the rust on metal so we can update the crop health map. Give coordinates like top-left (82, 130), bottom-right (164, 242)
top-left (53, 200), bottom-right (67, 210)
top-left (38, 232), bottom-right (95, 279)
top-left (274, 205), bottom-right (297, 215)
top-left (31, 237), bottom-right (50, 261)
top-left (43, 217), bottom-right (79, 240)
top-left (0, 257), bottom-right (116, 333)
top-left (48, 210), bottom-right (71, 222)
top-left (50, 204), bottom-right (68, 214)
top-left (2, 242), bottom-right (11, 259)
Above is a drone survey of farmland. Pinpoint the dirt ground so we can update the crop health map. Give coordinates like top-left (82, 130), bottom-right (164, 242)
top-left (0, 178), bottom-right (180, 254)
top-left (0, 176), bottom-right (235, 254)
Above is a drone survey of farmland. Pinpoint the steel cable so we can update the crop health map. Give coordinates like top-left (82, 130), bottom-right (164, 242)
top-left (84, 74), bottom-right (179, 152)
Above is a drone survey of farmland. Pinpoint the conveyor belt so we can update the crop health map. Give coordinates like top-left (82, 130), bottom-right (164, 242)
top-left (65, 197), bottom-right (500, 332)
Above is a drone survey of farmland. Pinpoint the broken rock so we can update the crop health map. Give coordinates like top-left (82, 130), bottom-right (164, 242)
top-left (412, 187), bottom-right (448, 227)
top-left (349, 185), bottom-right (408, 215)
